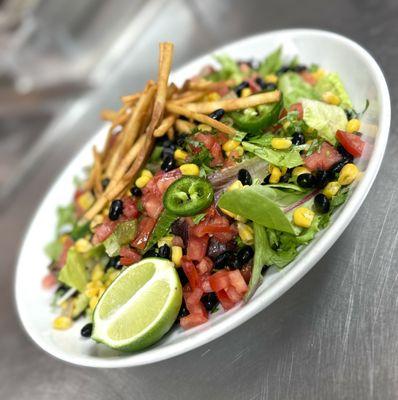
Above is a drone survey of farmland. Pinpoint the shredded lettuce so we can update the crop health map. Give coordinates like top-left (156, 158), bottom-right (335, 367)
top-left (44, 239), bottom-right (63, 261)
top-left (103, 220), bottom-right (137, 257)
top-left (314, 73), bottom-right (353, 109)
top-left (258, 46), bottom-right (282, 76)
top-left (208, 54), bottom-right (243, 83)
top-left (58, 249), bottom-right (88, 292)
top-left (278, 72), bottom-right (318, 108)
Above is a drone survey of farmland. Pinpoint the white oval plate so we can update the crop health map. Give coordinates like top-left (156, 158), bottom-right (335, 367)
top-left (15, 29), bottom-right (390, 368)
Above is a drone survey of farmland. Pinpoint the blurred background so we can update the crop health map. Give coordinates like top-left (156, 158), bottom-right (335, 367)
top-left (1, 0), bottom-right (397, 399)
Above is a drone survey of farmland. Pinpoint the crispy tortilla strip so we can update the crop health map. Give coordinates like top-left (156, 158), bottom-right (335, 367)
top-left (175, 118), bottom-right (195, 134)
top-left (167, 83), bottom-right (178, 99)
top-left (184, 90), bottom-right (281, 114)
top-left (166, 103), bottom-right (236, 135)
top-left (171, 91), bottom-right (205, 105)
top-left (153, 115), bottom-right (177, 137)
top-left (167, 126), bottom-right (174, 141)
top-left (101, 109), bottom-right (118, 121)
top-left (187, 79), bottom-right (235, 91)
top-left (121, 92), bottom-right (141, 105)
top-left (92, 147), bottom-right (103, 196)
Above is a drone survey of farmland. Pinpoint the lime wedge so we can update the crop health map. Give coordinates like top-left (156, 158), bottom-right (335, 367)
top-left (92, 258), bottom-right (182, 352)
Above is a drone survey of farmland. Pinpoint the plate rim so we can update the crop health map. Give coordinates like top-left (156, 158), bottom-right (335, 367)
top-left (14, 28), bottom-right (391, 368)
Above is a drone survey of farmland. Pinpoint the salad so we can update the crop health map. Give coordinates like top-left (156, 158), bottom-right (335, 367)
top-left (43, 42), bottom-right (368, 351)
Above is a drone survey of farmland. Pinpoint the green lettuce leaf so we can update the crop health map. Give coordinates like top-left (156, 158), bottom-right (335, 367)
top-left (44, 239), bottom-right (63, 261)
top-left (314, 73), bottom-right (353, 109)
top-left (58, 249), bottom-right (88, 292)
top-left (208, 54), bottom-right (243, 82)
top-left (242, 142), bottom-right (304, 168)
top-left (56, 204), bottom-right (76, 233)
top-left (145, 210), bottom-right (178, 251)
top-left (71, 293), bottom-right (89, 319)
top-left (278, 72), bottom-right (318, 108)
top-left (258, 46), bottom-right (282, 76)
top-left (301, 99), bottom-right (347, 144)
top-left (103, 220), bottom-right (137, 257)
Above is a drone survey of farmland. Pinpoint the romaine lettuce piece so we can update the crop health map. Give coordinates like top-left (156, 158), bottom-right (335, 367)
top-left (258, 46), bottom-right (282, 76)
top-left (103, 220), bottom-right (137, 257)
top-left (314, 72), bottom-right (353, 109)
top-left (301, 99), bottom-right (347, 144)
top-left (207, 54), bottom-right (243, 83)
top-left (278, 72), bottom-right (318, 108)
top-left (58, 249), bottom-right (88, 292)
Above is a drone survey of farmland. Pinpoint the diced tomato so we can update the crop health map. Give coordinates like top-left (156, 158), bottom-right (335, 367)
top-left (93, 219), bottom-right (117, 245)
top-left (192, 214), bottom-right (236, 244)
top-left (194, 132), bottom-right (216, 150)
top-left (288, 103), bottom-right (303, 119)
top-left (172, 235), bottom-right (184, 247)
top-left (187, 233), bottom-right (209, 261)
top-left (300, 70), bottom-right (317, 85)
top-left (209, 270), bottom-right (230, 292)
top-left (215, 132), bottom-right (229, 145)
top-left (225, 286), bottom-right (242, 303)
top-left (336, 130), bottom-right (365, 158)
top-left (210, 142), bottom-right (224, 167)
top-left (142, 193), bottom-right (163, 219)
top-left (184, 287), bottom-right (206, 316)
top-left (182, 257), bottom-right (201, 289)
top-left (180, 313), bottom-right (208, 329)
top-left (57, 236), bottom-right (74, 267)
top-left (247, 76), bottom-right (261, 93)
top-left (122, 197), bottom-right (139, 219)
top-left (304, 142), bottom-right (342, 171)
top-left (155, 169), bottom-right (182, 194)
top-left (228, 270), bottom-right (248, 295)
top-left (131, 216), bottom-right (156, 250)
top-left (199, 274), bottom-right (213, 293)
top-left (42, 273), bottom-right (57, 289)
top-left (215, 83), bottom-right (230, 97)
top-left (216, 289), bottom-right (236, 310)
top-left (196, 257), bottom-right (214, 275)
top-left (119, 246), bottom-right (142, 266)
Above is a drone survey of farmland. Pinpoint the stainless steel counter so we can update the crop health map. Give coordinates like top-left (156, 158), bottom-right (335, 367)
top-left (1, 0), bottom-right (398, 399)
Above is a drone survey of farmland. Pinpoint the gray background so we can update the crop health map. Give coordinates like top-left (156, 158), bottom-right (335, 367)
top-left (1, 0), bottom-right (398, 399)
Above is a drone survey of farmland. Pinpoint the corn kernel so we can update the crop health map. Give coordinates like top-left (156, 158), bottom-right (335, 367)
top-left (265, 74), bottom-right (278, 84)
top-left (141, 169), bottom-right (153, 179)
top-left (203, 92), bottom-right (221, 102)
top-left (135, 175), bottom-right (151, 189)
top-left (222, 139), bottom-right (240, 152)
top-left (53, 316), bottom-right (72, 330)
top-left (158, 236), bottom-right (174, 248)
top-left (237, 222), bottom-right (254, 245)
top-left (172, 246), bottom-right (183, 267)
top-left (180, 163), bottom-right (200, 176)
top-left (197, 124), bottom-right (212, 132)
top-left (338, 163), bottom-right (359, 186)
top-left (241, 88), bottom-right (252, 97)
top-left (269, 166), bottom-right (282, 184)
top-left (322, 91), bottom-right (341, 105)
top-left (293, 207), bottom-right (315, 228)
top-left (89, 296), bottom-right (99, 311)
top-left (220, 207), bottom-right (237, 219)
top-left (76, 191), bottom-right (95, 211)
top-left (174, 149), bottom-right (188, 162)
top-left (85, 287), bottom-right (98, 298)
top-left (346, 118), bottom-right (361, 133)
top-left (91, 264), bottom-right (104, 281)
top-left (311, 68), bottom-right (325, 81)
top-left (292, 166), bottom-right (310, 176)
top-left (271, 138), bottom-right (292, 150)
top-left (323, 181), bottom-right (341, 199)
top-left (227, 180), bottom-right (244, 192)
top-left (75, 238), bottom-right (91, 253)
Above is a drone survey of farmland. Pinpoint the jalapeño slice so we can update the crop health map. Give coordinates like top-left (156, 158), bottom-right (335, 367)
top-left (163, 176), bottom-right (214, 216)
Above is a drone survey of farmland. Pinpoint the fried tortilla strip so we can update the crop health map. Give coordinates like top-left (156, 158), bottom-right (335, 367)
top-left (184, 90), bottom-right (281, 114)
top-left (153, 115), bottom-right (177, 137)
top-left (187, 79), bottom-right (235, 91)
top-left (92, 147), bottom-right (103, 196)
top-left (167, 126), bottom-right (174, 141)
top-left (166, 103), bottom-right (236, 135)
top-left (121, 92), bottom-right (141, 105)
top-left (100, 109), bottom-right (118, 121)
top-left (175, 118), bottom-right (195, 134)
top-left (171, 91), bottom-right (205, 105)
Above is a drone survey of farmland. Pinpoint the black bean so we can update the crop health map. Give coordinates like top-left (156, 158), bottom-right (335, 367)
top-left (158, 244), bottom-right (171, 260)
top-left (237, 169), bottom-right (252, 185)
top-left (255, 77), bottom-right (267, 89)
top-left (261, 175), bottom-right (270, 185)
top-left (109, 199), bottom-right (123, 221)
top-left (177, 303), bottom-right (189, 320)
top-left (130, 186), bottom-right (142, 197)
top-left (314, 170), bottom-right (332, 188)
top-left (280, 174), bottom-right (290, 183)
top-left (329, 160), bottom-right (348, 174)
top-left (314, 193), bottom-right (330, 214)
top-left (262, 82), bottom-right (278, 92)
top-left (161, 141), bottom-right (176, 160)
top-left (214, 251), bottom-right (233, 269)
top-left (292, 64), bottom-right (307, 73)
top-left (143, 247), bottom-right (158, 259)
top-left (105, 256), bottom-right (121, 271)
top-left (171, 219), bottom-right (189, 247)
top-left (277, 66), bottom-right (291, 75)
top-left (336, 144), bottom-right (354, 163)
top-left (80, 323), bottom-right (93, 338)
top-left (236, 245), bottom-right (254, 267)
top-left (262, 265), bottom-right (270, 274)
top-left (177, 268), bottom-right (188, 287)
top-left (207, 237), bottom-right (233, 260)
top-left (344, 109), bottom-right (355, 120)
top-left (234, 81), bottom-right (250, 96)
top-left (297, 173), bottom-right (316, 188)
top-left (176, 134), bottom-right (187, 147)
top-left (292, 132), bottom-right (305, 145)
top-left (101, 178), bottom-right (110, 190)
top-left (201, 293), bottom-right (219, 311)
top-left (161, 155), bottom-right (176, 172)
top-left (209, 108), bottom-right (225, 121)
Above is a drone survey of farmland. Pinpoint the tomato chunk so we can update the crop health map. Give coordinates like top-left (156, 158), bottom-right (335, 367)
top-left (196, 257), bottom-right (214, 275)
top-left (131, 217), bottom-right (156, 250)
top-left (182, 257), bottom-right (201, 289)
top-left (119, 246), bottom-right (142, 266)
top-left (187, 233), bottom-right (209, 261)
top-left (336, 129), bottom-right (365, 158)
top-left (122, 197), bottom-right (139, 219)
top-left (180, 313), bottom-right (208, 329)
top-left (288, 103), bottom-right (303, 119)
top-left (216, 289), bottom-right (236, 310)
top-left (304, 142), bottom-right (342, 171)
top-left (209, 270), bottom-right (230, 292)
top-left (228, 270), bottom-right (248, 295)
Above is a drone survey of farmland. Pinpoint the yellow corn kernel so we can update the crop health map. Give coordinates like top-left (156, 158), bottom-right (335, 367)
top-left (174, 148), bottom-right (188, 162)
top-left (269, 166), bottom-right (282, 184)
top-left (85, 287), bottom-right (98, 298)
top-left (241, 88), bottom-right (252, 97)
top-left (222, 139), bottom-right (240, 152)
top-left (292, 166), bottom-right (310, 176)
top-left (227, 180), bottom-right (244, 192)
top-left (323, 181), bottom-right (341, 199)
top-left (158, 235), bottom-right (174, 248)
top-left (90, 214), bottom-right (104, 231)
top-left (322, 91), bottom-right (341, 105)
top-left (293, 207), bottom-right (315, 228)
top-left (237, 222), bottom-right (254, 245)
top-left (220, 207), bottom-right (237, 219)
top-left (135, 175), bottom-right (151, 189)
top-left (53, 316), bottom-right (72, 330)
top-left (280, 166), bottom-right (288, 175)
top-left (338, 163), bottom-right (359, 186)
top-left (172, 246), bottom-right (183, 267)
top-left (265, 74), bottom-right (278, 84)
top-left (203, 92), bottom-right (221, 102)
top-left (180, 163), bottom-right (200, 176)
top-left (346, 118), bottom-right (361, 133)
top-left (312, 68), bottom-right (325, 81)
top-left (89, 296), bottom-right (99, 311)
top-left (91, 264), bottom-right (104, 281)
top-left (271, 138), bottom-right (292, 150)
top-left (141, 169), bottom-right (153, 179)
top-left (197, 124), bottom-right (212, 132)
top-left (75, 238), bottom-right (91, 253)
top-left (76, 191), bottom-right (95, 211)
